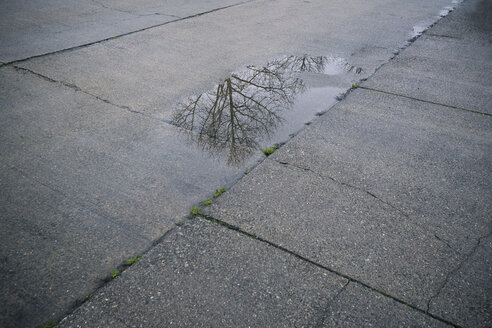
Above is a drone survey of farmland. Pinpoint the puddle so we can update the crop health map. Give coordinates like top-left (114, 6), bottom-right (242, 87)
top-left (172, 55), bottom-right (362, 166)
top-left (410, 1), bottom-right (462, 39)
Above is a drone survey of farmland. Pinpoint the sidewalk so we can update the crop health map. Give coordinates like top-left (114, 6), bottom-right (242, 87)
top-left (57, 0), bottom-right (491, 327)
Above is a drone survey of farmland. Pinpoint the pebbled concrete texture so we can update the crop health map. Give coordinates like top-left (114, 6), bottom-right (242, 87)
top-left (0, 65), bottom-right (259, 327)
top-left (1, 0), bottom-right (488, 327)
top-left (0, 0), bottom-right (244, 63)
top-left (0, 165), bottom-right (150, 328)
top-left (57, 219), bottom-right (348, 327)
top-left (362, 0), bottom-right (492, 114)
top-left (16, 0), bottom-right (453, 122)
top-left (321, 283), bottom-right (451, 327)
top-left (205, 159), bottom-right (462, 311)
top-left (429, 233), bottom-right (492, 328)
top-left (271, 88), bottom-right (492, 255)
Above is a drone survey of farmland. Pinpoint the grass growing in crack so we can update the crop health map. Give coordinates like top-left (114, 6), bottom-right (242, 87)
top-left (190, 206), bottom-right (202, 215)
top-left (124, 255), bottom-right (141, 266)
top-left (201, 199), bottom-right (212, 206)
top-left (305, 121), bottom-right (312, 125)
top-left (352, 84), bottom-right (359, 88)
top-left (176, 221), bottom-right (185, 226)
top-left (213, 188), bottom-right (226, 198)
top-left (263, 145), bottom-right (279, 156)
top-left (244, 169), bottom-right (250, 174)
top-left (110, 269), bottom-right (120, 279)
top-left (41, 320), bottom-right (57, 328)
top-left (86, 293), bottom-right (93, 300)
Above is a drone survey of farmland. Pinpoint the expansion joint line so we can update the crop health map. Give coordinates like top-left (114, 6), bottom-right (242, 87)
top-left (200, 214), bottom-right (463, 328)
top-left (426, 230), bottom-right (492, 313)
top-left (270, 158), bottom-right (458, 253)
top-left (359, 86), bottom-right (491, 117)
top-left (3, 0), bottom-right (256, 66)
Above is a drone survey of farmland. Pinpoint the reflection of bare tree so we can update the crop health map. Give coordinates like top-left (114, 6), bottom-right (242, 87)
top-left (172, 55), bottom-right (361, 165)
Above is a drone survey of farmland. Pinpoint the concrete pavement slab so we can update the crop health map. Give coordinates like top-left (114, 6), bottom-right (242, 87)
top-left (17, 0), bottom-right (454, 121)
top-left (272, 88), bottom-right (492, 255)
top-left (58, 219), bottom-right (348, 327)
top-left (321, 283), bottom-right (451, 327)
top-left (205, 159), bottom-right (462, 311)
top-left (0, 65), bottom-right (259, 327)
top-left (362, 0), bottom-right (492, 114)
top-left (0, 166), bottom-right (149, 328)
top-left (0, 0), bottom-right (245, 63)
top-left (429, 233), bottom-right (492, 328)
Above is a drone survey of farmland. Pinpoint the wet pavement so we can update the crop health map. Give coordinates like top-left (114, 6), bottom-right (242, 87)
top-left (1, 0), bottom-right (489, 327)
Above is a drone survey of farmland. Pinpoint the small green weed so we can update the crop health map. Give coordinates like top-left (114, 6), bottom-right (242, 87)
top-left (190, 206), bottom-right (202, 215)
top-left (42, 320), bottom-right (57, 328)
top-left (85, 293), bottom-right (93, 300)
top-left (263, 148), bottom-right (275, 156)
top-left (305, 121), bottom-right (312, 125)
top-left (213, 188), bottom-right (226, 198)
top-left (352, 84), bottom-right (359, 88)
top-left (124, 255), bottom-right (141, 266)
top-left (201, 199), bottom-right (212, 206)
top-left (110, 269), bottom-right (120, 279)
top-left (176, 221), bottom-right (185, 226)
top-left (244, 169), bottom-right (250, 174)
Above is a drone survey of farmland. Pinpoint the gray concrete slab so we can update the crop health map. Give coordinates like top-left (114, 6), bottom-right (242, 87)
top-left (58, 219), bottom-right (348, 327)
top-left (272, 88), bottom-right (492, 255)
top-left (429, 234), bottom-right (492, 328)
top-left (362, 0), bottom-right (492, 114)
top-left (0, 65), bottom-right (260, 327)
top-left (0, 165), bottom-right (150, 328)
top-left (0, 0), bottom-right (245, 63)
top-left (17, 0), bottom-right (454, 122)
top-left (321, 283), bottom-right (451, 327)
top-left (205, 159), bottom-right (462, 311)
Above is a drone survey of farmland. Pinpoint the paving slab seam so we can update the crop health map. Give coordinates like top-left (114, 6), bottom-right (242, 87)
top-left (58, 224), bottom-right (181, 325)
top-left (9, 65), bottom-right (260, 158)
top-left (198, 214), bottom-right (463, 328)
top-left (359, 86), bottom-right (492, 117)
top-left (313, 280), bottom-right (350, 328)
top-left (1, 0), bottom-right (257, 67)
top-left (426, 230), bottom-right (492, 314)
top-left (269, 158), bottom-right (459, 253)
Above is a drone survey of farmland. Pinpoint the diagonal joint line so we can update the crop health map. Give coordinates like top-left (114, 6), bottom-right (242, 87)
top-left (3, 0), bottom-right (257, 66)
top-left (200, 214), bottom-right (463, 328)
top-left (359, 86), bottom-right (491, 117)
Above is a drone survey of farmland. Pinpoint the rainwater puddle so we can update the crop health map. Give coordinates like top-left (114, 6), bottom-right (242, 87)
top-left (410, 1), bottom-right (462, 39)
top-left (172, 55), bottom-right (362, 165)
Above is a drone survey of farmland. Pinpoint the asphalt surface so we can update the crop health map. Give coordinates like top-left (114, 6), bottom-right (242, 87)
top-left (1, 0), bottom-right (490, 327)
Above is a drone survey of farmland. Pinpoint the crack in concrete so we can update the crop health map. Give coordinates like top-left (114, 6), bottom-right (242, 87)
top-left (426, 230), bottom-right (492, 314)
top-left (314, 280), bottom-right (350, 327)
top-left (201, 214), bottom-right (463, 328)
top-left (360, 86), bottom-right (491, 117)
top-left (11, 65), bottom-right (259, 159)
top-left (270, 158), bottom-right (459, 253)
top-left (4, 0), bottom-right (256, 66)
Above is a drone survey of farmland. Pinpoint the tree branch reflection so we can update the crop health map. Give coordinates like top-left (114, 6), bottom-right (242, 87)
top-left (172, 55), bottom-right (360, 166)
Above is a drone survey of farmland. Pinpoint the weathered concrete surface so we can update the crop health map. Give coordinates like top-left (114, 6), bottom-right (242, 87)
top-left (363, 0), bottom-right (492, 114)
top-left (271, 88), bottom-right (491, 255)
top-left (321, 283), bottom-right (451, 327)
top-left (206, 159), bottom-right (462, 310)
top-left (0, 0), bottom-right (245, 63)
top-left (0, 65), bottom-right (260, 328)
top-left (58, 219), bottom-right (348, 327)
top-left (429, 234), bottom-right (492, 328)
top-left (0, 0), bottom-right (478, 327)
top-left (17, 0), bottom-right (453, 122)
